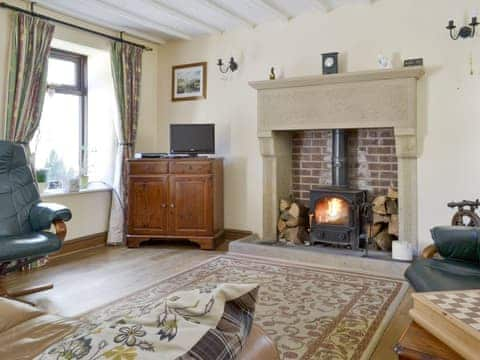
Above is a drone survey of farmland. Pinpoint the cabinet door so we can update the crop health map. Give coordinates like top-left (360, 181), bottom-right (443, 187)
top-left (128, 176), bottom-right (169, 235)
top-left (169, 175), bottom-right (213, 236)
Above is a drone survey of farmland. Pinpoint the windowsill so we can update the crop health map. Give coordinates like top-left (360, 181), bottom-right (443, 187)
top-left (40, 182), bottom-right (112, 199)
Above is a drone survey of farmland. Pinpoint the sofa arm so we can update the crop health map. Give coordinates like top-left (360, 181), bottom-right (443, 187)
top-left (29, 203), bottom-right (72, 232)
top-left (430, 226), bottom-right (480, 263)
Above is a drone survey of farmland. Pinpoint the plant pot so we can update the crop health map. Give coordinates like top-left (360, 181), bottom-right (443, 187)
top-left (38, 182), bottom-right (47, 194)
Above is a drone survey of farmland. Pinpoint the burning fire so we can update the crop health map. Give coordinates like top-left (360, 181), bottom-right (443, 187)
top-left (315, 196), bottom-right (349, 225)
top-left (327, 198), bottom-right (342, 221)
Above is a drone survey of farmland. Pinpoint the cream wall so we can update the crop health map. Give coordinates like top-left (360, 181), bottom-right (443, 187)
top-left (159, 0), bottom-right (480, 251)
top-left (0, 0), bottom-right (161, 240)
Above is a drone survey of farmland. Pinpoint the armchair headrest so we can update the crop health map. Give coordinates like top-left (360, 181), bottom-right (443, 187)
top-left (431, 226), bottom-right (480, 263)
top-left (0, 140), bottom-right (29, 175)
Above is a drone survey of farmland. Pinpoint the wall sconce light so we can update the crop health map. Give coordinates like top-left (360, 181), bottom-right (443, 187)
top-left (216, 57), bottom-right (238, 74)
top-left (446, 16), bottom-right (479, 40)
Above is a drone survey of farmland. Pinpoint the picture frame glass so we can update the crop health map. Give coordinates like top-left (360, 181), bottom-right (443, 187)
top-left (173, 64), bottom-right (204, 99)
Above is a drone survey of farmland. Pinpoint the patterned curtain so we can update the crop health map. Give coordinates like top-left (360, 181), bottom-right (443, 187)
top-left (5, 13), bottom-right (54, 144)
top-left (107, 42), bottom-right (143, 245)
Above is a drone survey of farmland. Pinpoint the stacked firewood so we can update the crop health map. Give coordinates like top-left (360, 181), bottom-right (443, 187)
top-left (277, 199), bottom-right (309, 245)
top-left (368, 187), bottom-right (399, 251)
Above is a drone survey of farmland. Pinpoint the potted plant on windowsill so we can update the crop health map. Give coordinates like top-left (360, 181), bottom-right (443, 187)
top-left (36, 168), bottom-right (48, 194)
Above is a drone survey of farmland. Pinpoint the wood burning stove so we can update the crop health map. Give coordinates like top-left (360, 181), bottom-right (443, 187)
top-left (309, 129), bottom-right (367, 249)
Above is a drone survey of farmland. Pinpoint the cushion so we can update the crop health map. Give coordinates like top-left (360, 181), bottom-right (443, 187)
top-left (405, 258), bottom-right (480, 292)
top-left (0, 232), bottom-right (62, 262)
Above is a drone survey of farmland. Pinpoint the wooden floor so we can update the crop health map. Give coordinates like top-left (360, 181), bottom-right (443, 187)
top-left (0, 242), bottom-right (411, 359)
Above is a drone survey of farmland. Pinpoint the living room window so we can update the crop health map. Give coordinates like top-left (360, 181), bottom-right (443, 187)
top-left (31, 48), bottom-right (87, 188)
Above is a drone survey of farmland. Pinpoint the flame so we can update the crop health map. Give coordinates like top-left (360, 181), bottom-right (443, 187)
top-left (327, 198), bottom-right (342, 220)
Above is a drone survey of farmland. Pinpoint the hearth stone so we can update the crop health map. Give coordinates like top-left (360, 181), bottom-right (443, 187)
top-left (229, 235), bottom-right (411, 278)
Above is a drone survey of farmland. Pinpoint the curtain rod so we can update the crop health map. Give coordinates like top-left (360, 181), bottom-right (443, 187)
top-left (0, 1), bottom-right (153, 51)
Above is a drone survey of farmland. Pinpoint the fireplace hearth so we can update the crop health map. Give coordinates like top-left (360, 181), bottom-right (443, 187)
top-left (309, 129), bottom-right (367, 249)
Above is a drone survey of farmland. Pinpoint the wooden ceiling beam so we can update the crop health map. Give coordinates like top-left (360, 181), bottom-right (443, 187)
top-left (250, 0), bottom-right (292, 20)
top-left (149, 0), bottom-right (222, 34)
top-left (95, 0), bottom-right (191, 40)
top-left (200, 0), bottom-right (256, 28)
top-left (35, 0), bottom-right (167, 44)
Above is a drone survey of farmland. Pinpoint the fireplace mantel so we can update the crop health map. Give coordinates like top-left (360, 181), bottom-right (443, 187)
top-left (249, 67), bottom-right (424, 90)
top-left (249, 67), bottom-right (425, 251)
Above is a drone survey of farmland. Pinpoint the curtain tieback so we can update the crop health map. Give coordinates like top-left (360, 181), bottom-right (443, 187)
top-left (119, 143), bottom-right (133, 146)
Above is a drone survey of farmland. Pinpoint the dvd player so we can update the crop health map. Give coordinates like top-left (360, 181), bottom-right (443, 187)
top-left (134, 153), bottom-right (196, 159)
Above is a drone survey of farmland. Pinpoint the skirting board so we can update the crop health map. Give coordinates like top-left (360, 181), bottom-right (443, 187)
top-left (51, 229), bottom-right (251, 258)
top-left (223, 229), bottom-right (253, 240)
top-left (51, 232), bottom-right (107, 258)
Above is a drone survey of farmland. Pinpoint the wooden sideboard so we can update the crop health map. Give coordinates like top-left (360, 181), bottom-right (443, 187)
top-left (126, 157), bottom-right (224, 249)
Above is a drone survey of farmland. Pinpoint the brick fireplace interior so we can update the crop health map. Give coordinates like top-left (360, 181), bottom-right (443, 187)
top-left (292, 127), bottom-right (398, 206)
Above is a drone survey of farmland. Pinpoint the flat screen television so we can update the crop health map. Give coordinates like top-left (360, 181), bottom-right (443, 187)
top-left (170, 124), bottom-right (215, 155)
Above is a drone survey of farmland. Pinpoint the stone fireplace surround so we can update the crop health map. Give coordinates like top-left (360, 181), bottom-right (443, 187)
top-left (249, 67), bottom-right (424, 251)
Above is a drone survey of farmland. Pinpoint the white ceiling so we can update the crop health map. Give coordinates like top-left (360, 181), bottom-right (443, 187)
top-left (36, 0), bottom-right (373, 45)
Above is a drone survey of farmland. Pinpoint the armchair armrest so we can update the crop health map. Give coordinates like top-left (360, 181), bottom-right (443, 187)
top-left (29, 203), bottom-right (72, 232)
top-left (421, 244), bottom-right (439, 259)
top-left (430, 226), bottom-right (480, 263)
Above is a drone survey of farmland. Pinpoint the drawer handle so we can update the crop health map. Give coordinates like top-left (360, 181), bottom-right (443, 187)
top-left (161, 204), bottom-right (167, 208)
top-left (170, 203), bottom-right (175, 208)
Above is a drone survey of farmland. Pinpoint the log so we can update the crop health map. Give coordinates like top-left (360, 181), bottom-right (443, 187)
top-left (296, 227), bottom-right (309, 245)
top-left (286, 215), bottom-right (306, 228)
top-left (280, 210), bottom-right (290, 221)
top-left (289, 202), bottom-right (308, 218)
top-left (388, 214), bottom-right (399, 237)
top-left (374, 229), bottom-right (393, 251)
top-left (364, 223), bottom-right (383, 238)
top-left (284, 227), bottom-right (298, 243)
top-left (288, 202), bottom-right (301, 218)
top-left (284, 227), bottom-right (308, 245)
top-left (385, 199), bottom-right (398, 215)
top-left (278, 219), bottom-right (287, 233)
top-left (388, 186), bottom-right (398, 199)
top-left (372, 196), bottom-right (388, 215)
top-left (279, 199), bottom-right (291, 212)
top-left (373, 213), bottom-right (390, 224)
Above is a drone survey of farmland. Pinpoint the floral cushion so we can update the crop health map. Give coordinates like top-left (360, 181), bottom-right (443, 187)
top-left (35, 283), bottom-right (259, 360)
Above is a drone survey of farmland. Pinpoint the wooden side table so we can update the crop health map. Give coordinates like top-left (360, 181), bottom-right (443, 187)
top-left (394, 321), bottom-right (463, 360)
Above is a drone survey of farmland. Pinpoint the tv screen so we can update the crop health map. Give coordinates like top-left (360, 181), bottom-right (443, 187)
top-left (170, 124), bottom-right (215, 155)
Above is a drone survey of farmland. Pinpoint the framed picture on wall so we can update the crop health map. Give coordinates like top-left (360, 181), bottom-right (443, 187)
top-left (171, 62), bottom-right (207, 101)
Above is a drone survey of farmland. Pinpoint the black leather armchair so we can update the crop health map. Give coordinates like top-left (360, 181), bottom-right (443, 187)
top-left (405, 226), bottom-right (480, 292)
top-left (0, 140), bottom-right (72, 298)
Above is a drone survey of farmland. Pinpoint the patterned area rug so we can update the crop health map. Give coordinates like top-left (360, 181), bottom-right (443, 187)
top-left (85, 255), bottom-right (407, 360)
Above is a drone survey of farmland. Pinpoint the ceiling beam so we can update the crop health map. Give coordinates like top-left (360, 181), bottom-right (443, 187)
top-left (96, 0), bottom-right (191, 40)
top-left (200, 0), bottom-right (256, 28)
top-left (250, 0), bottom-right (292, 20)
top-left (35, 0), bottom-right (166, 45)
top-left (310, 0), bottom-right (332, 12)
top-left (149, 0), bottom-right (222, 34)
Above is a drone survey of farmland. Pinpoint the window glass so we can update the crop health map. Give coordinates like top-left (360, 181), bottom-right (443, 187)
top-left (32, 93), bottom-right (81, 183)
top-left (47, 57), bottom-right (77, 87)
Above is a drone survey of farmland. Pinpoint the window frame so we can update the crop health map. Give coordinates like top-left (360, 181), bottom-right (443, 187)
top-left (47, 48), bottom-right (88, 174)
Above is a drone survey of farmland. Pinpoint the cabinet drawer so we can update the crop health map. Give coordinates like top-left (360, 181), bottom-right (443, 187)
top-left (129, 161), bottom-right (169, 175)
top-left (171, 161), bottom-right (212, 174)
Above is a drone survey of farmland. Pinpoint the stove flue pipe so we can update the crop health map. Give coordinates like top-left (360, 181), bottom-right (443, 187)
top-left (332, 129), bottom-right (348, 187)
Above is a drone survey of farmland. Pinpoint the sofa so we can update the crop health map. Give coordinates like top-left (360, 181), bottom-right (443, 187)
top-left (405, 226), bottom-right (480, 292)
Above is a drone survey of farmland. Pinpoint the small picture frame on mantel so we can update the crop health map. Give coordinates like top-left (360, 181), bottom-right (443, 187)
top-left (172, 62), bottom-right (207, 101)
